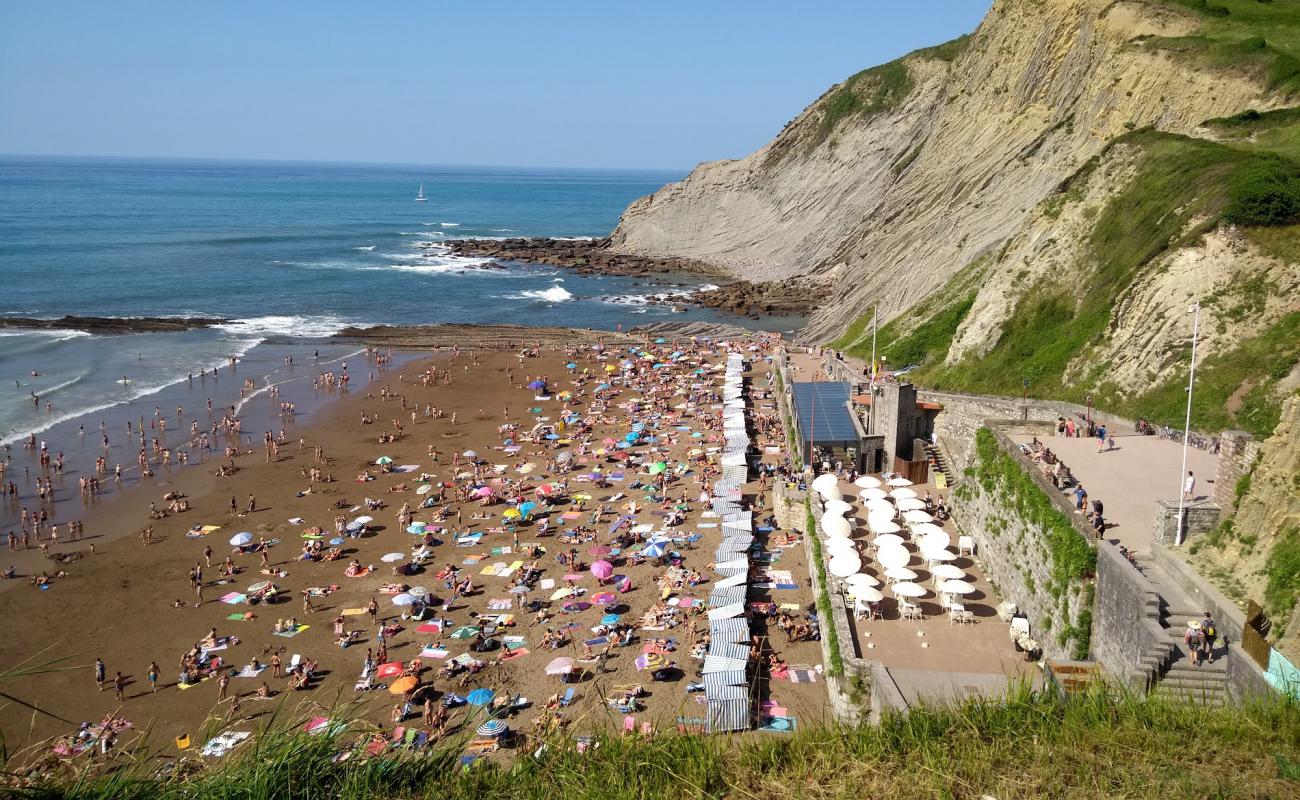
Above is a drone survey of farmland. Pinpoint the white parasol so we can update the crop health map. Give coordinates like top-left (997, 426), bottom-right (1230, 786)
top-left (828, 554), bottom-right (863, 577)
top-left (854, 476), bottom-right (883, 489)
top-left (903, 509), bottom-right (935, 524)
top-left (895, 497), bottom-right (927, 511)
top-left (887, 477), bottom-right (914, 487)
top-left (851, 586), bottom-right (885, 603)
top-left (940, 579), bottom-right (977, 595)
top-left (868, 518), bottom-right (902, 535)
top-left (885, 566), bottom-right (919, 582)
top-left (931, 564), bottom-right (966, 580)
top-left (890, 487), bottom-right (919, 500)
top-left (877, 546), bottom-right (912, 569)
top-left (859, 487), bottom-right (889, 501)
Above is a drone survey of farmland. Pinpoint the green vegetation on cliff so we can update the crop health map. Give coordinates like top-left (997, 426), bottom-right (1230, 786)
top-left (1142, 0), bottom-right (1300, 94)
top-left (16, 691), bottom-right (1299, 799)
top-left (831, 125), bottom-right (1300, 437)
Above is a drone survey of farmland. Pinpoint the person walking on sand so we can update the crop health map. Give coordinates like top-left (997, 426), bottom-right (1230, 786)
top-left (95, 657), bottom-right (106, 691)
top-left (203, 545), bottom-right (213, 568)
top-left (217, 672), bottom-right (230, 701)
top-left (270, 653), bottom-right (282, 678)
top-left (246, 494), bottom-right (256, 514)
top-left (1183, 470), bottom-right (1196, 502)
top-left (366, 597), bottom-right (379, 626)
top-left (147, 662), bottom-right (160, 692)
top-left (113, 671), bottom-right (126, 701)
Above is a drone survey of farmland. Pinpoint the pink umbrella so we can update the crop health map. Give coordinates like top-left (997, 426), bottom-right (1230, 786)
top-left (593, 592), bottom-right (616, 605)
top-left (591, 560), bottom-right (613, 580)
top-left (473, 486), bottom-right (494, 498)
top-left (588, 545), bottom-right (612, 557)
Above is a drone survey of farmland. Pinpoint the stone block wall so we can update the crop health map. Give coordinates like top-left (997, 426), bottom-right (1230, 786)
top-left (1213, 430), bottom-right (1260, 512)
top-left (1092, 541), bottom-right (1171, 687)
top-left (1153, 499), bottom-right (1222, 545)
top-left (949, 426), bottom-right (1097, 661)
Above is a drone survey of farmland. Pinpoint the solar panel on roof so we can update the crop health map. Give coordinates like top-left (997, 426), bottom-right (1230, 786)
top-left (791, 382), bottom-right (860, 442)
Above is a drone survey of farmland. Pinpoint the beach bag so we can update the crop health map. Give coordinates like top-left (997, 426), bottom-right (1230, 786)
top-left (1204, 623), bottom-right (1216, 639)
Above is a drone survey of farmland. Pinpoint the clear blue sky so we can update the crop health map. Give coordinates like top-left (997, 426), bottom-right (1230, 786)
top-left (0, 2), bottom-right (989, 170)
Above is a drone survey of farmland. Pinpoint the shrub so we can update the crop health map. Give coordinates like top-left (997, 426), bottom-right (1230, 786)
top-left (1225, 157), bottom-right (1300, 226)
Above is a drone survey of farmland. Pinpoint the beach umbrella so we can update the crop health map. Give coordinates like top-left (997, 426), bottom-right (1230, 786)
top-left (872, 533), bottom-right (905, 548)
top-left (247, 580), bottom-right (272, 593)
top-left (864, 498), bottom-right (896, 515)
top-left (920, 529), bottom-right (951, 550)
top-left (851, 586), bottom-right (885, 603)
top-left (561, 601), bottom-right (592, 613)
top-left (941, 579), bottom-right (976, 595)
top-left (922, 547), bottom-right (956, 563)
top-left (827, 539), bottom-right (858, 559)
top-left (887, 477), bottom-right (914, 487)
top-left (931, 564), bottom-right (966, 580)
top-left (408, 585), bottom-right (430, 598)
top-left (472, 486), bottom-right (494, 499)
top-left (859, 487), bottom-right (889, 501)
top-left (545, 657), bottom-right (575, 676)
top-left (641, 541), bottom-right (667, 559)
top-left (868, 518), bottom-right (902, 535)
top-left (527, 380), bottom-right (547, 390)
top-left (823, 499), bottom-right (853, 517)
top-left (911, 522), bottom-right (947, 539)
top-left (845, 572), bottom-right (880, 588)
top-left (601, 613), bottom-right (621, 625)
top-left (416, 484), bottom-right (432, 495)
top-left (463, 450), bottom-right (478, 459)
top-left (811, 474), bottom-right (839, 494)
top-left (648, 461), bottom-right (668, 475)
top-left (895, 498), bottom-right (926, 511)
top-left (877, 546), bottom-right (911, 569)
top-left (593, 592), bottom-right (616, 605)
top-left (591, 560), bottom-right (614, 580)
top-left (892, 581), bottom-right (927, 598)
top-left (818, 485), bottom-right (844, 502)
top-left (890, 487), bottom-right (919, 500)
top-left (635, 652), bottom-right (667, 671)
top-left (822, 515), bottom-right (852, 538)
top-left (229, 532), bottom-right (254, 547)
top-left (885, 566), bottom-right (918, 582)
top-left (854, 476), bottom-right (883, 489)
top-left (549, 588), bottom-right (574, 601)
top-left (354, 515), bottom-right (374, 525)
top-left (329, 537), bottom-right (344, 546)
top-left (375, 456), bottom-right (394, 465)
top-left (466, 688), bottom-right (495, 706)
top-left (502, 508), bottom-right (521, 520)
top-left (376, 662), bottom-right (404, 679)
top-left (476, 719), bottom-right (509, 738)
top-left (557, 451), bottom-right (573, 463)
top-left (388, 675), bottom-right (418, 695)
top-left (903, 510), bottom-right (934, 524)
top-left (381, 552), bottom-right (405, 563)
top-left (588, 545), bottom-right (612, 557)
top-left (392, 593), bottom-right (416, 606)
top-left (509, 585), bottom-right (531, 594)
top-left (828, 554), bottom-right (862, 578)
top-left (536, 483), bottom-right (559, 497)
top-left (518, 501), bottom-right (538, 518)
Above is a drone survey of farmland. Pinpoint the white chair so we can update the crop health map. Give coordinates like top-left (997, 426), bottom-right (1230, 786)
top-left (955, 610), bottom-right (975, 625)
top-left (901, 602), bottom-right (923, 621)
top-left (958, 535), bottom-right (975, 556)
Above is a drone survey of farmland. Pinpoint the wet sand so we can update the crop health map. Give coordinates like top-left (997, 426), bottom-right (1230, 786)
top-left (0, 340), bottom-right (826, 760)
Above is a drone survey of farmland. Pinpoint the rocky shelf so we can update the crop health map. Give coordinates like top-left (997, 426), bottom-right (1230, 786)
top-left (443, 237), bottom-right (727, 278)
top-left (0, 316), bottom-right (228, 334)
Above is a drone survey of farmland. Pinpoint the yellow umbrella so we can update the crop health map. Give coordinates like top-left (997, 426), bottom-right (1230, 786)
top-left (605, 364), bottom-right (617, 372)
top-left (550, 588), bottom-right (573, 601)
top-left (388, 675), bottom-right (418, 695)
top-left (503, 509), bottom-right (522, 520)
top-left (572, 493), bottom-right (592, 501)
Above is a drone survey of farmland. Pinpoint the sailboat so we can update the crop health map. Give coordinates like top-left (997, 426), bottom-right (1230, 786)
top-left (415, 182), bottom-right (427, 202)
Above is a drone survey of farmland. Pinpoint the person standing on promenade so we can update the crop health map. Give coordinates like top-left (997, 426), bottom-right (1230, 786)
top-left (1183, 471), bottom-right (1196, 501)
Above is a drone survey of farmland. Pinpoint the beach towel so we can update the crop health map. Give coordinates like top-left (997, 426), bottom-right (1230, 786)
top-left (416, 621), bottom-right (445, 633)
top-left (500, 647), bottom-right (529, 660)
top-left (342, 608), bottom-right (367, 616)
top-left (488, 599), bottom-right (513, 610)
top-left (539, 578), bottom-right (556, 590)
top-left (226, 612), bottom-right (253, 621)
top-left (345, 568), bottom-right (372, 578)
top-left (237, 665), bottom-right (268, 678)
top-left (480, 563), bottom-right (505, 576)
top-left (697, 523), bottom-right (718, 529)
top-left (760, 716), bottom-right (796, 733)
top-left (200, 731), bottom-right (251, 757)
top-left (490, 546), bottom-right (513, 556)
top-left (177, 674), bottom-right (215, 691)
top-left (220, 592), bottom-right (247, 605)
top-left (584, 636), bottom-right (610, 647)
top-left (788, 669), bottom-right (816, 684)
top-left (419, 646), bottom-right (450, 659)
top-left (456, 533), bottom-right (483, 546)
top-left (273, 624), bottom-right (309, 638)
top-left (450, 625), bottom-right (479, 639)
top-left (463, 554), bottom-right (485, 565)
top-left (395, 464), bottom-right (420, 472)
top-left (201, 525), bottom-right (222, 533)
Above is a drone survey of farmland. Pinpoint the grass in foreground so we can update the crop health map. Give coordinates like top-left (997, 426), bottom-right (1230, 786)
top-left (8, 689), bottom-right (1298, 799)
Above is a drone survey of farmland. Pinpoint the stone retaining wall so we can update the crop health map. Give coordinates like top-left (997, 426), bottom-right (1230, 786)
top-left (949, 425), bottom-right (1096, 661)
top-left (1092, 541), bottom-right (1171, 687)
top-left (1213, 430), bottom-right (1260, 513)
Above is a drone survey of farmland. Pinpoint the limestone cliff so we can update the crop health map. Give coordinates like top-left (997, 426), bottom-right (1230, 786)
top-left (608, 0), bottom-right (1284, 340)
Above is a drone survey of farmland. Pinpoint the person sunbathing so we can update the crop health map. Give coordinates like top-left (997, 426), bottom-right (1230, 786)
top-left (344, 560), bottom-right (364, 577)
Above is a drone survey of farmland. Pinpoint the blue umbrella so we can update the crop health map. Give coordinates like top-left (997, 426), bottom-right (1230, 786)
top-left (624, 432), bottom-right (638, 443)
top-left (329, 537), bottom-right (344, 546)
top-left (476, 719), bottom-right (508, 737)
top-left (545, 433), bottom-right (559, 440)
top-left (527, 380), bottom-right (547, 390)
top-left (601, 613), bottom-right (621, 625)
top-left (566, 362), bottom-right (577, 369)
top-left (654, 338), bottom-right (667, 344)
top-left (466, 688), bottom-right (495, 706)
top-left (642, 541), bottom-right (666, 559)
top-left (518, 501), bottom-right (538, 519)
top-left (632, 422), bottom-right (645, 432)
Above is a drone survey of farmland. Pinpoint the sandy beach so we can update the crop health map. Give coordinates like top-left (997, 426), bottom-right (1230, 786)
top-left (0, 332), bottom-right (826, 762)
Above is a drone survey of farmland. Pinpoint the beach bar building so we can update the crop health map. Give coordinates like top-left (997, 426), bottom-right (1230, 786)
top-left (789, 381), bottom-right (868, 472)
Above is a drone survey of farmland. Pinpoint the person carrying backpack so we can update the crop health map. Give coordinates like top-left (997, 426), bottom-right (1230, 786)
top-left (1201, 612), bottom-right (1218, 663)
top-left (1184, 620), bottom-right (1205, 666)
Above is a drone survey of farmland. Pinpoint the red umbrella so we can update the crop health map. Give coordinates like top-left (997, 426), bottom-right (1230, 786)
top-left (536, 483), bottom-right (558, 497)
top-left (376, 662), bottom-right (404, 679)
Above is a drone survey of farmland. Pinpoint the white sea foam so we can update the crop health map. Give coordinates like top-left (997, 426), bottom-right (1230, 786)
top-left (507, 287), bottom-right (575, 303)
top-left (37, 375), bottom-right (85, 396)
top-left (353, 245), bottom-right (376, 251)
top-left (385, 258), bottom-right (497, 274)
top-left (0, 329), bottom-right (93, 341)
top-left (439, 222), bottom-right (460, 227)
top-left (214, 315), bottom-right (352, 339)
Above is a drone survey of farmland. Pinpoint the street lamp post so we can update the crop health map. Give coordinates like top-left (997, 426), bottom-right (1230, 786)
top-left (1175, 302), bottom-right (1201, 547)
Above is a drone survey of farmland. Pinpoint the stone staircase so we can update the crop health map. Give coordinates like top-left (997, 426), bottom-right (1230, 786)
top-left (923, 443), bottom-right (954, 488)
top-left (1149, 600), bottom-right (1231, 707)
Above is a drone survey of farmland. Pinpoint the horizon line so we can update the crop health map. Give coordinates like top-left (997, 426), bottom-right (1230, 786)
top-left (0, 150), bottom-right (692, 175)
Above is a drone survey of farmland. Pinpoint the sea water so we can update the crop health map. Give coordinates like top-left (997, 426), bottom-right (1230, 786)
top-left (0, 156), bottom-right (797, 448)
